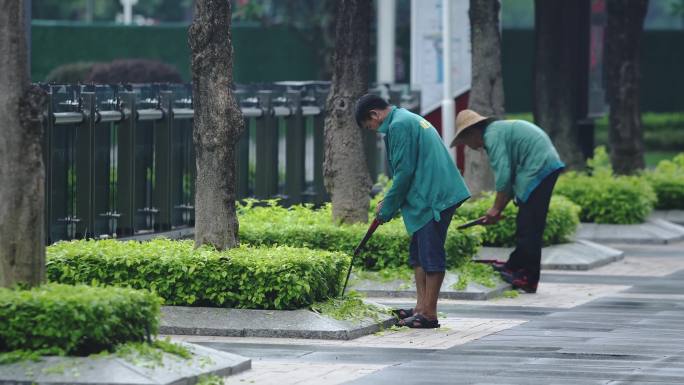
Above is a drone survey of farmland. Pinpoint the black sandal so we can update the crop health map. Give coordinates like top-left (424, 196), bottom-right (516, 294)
top-left (391, 308), bottom-right (414, 319)
top-left (397, 314), bottom-right (440, 329)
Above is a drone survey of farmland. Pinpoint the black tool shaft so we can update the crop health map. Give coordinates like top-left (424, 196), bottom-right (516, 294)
top-left (341, 219), bottom-right (380, 296)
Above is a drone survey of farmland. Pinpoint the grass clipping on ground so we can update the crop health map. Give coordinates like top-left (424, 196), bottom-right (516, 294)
top-left (310, 291), bottom-right (391, 324)
top-left (350, 261), bottom-right (501, 291)
top-left (450, 262), bottom-right (500, 290)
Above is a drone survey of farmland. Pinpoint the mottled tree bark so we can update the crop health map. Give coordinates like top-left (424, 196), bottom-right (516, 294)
top-left (323, 0), bottom-right (372, 224)
top-left (189, 0), bottom-right (243, 250)
top-left (0, 1), bottom-right (47, 288)
top-left (533, 0), bottom-right (587, 169)
top-left (466, 0), bottom-right (504, 197)
top-left (605, 0), bottom-right (648, 174)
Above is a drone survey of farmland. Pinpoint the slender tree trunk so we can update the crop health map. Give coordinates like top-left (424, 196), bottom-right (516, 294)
top-left (0, 1), bottom-right (47, 288)
top-left (533, 0), bottom-right (587, 169)
top-left (605, 0), bottom-right (648, 174)
top-left (323, 0), bottom-right (372, 224)
top-left (189, 0), bottom-right (243, 250)
top-left (466, 0), bottom-right (504, 197)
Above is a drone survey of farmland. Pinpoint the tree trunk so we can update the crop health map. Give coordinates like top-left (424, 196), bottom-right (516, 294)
top-left (466, 0), bottom-right (504, 197)
top-left (323, 0), bottom-right (373, 224)
top-left (189, 0), bottom-right (243, 250)
top-left (0, 1), bottom-right (47, 288)
top-left (605, 0), bottom-right (648, 174)
top-left (533, 0), bottom-right (587, 169)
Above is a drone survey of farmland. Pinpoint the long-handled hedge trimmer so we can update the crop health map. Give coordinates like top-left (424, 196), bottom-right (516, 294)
top-left (340, 218), bottom-right (381, 296)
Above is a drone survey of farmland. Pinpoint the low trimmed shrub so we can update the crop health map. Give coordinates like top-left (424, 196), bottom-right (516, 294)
top-left (47, 239), bottom-right (348, 310)
top-left (0, 283), bottom-right (161, 356)
top-left (44, 61), bottom-right (100, 83)
top-left (644, 153), bottom-right (684, 210)
top-left (457, 193), bottom-right (580, 247)
top-left (556, 171), bottom-right (656, 224)
top-left (554, 147), bottom-right (656, 224)
top-left (238, 201), bottom-right (483, 269)
top-left (86, 59), bottom-right (182, 83)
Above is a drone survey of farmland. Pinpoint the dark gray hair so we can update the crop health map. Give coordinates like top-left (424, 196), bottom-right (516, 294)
top-left (354, 94), bottom-right (389, 127)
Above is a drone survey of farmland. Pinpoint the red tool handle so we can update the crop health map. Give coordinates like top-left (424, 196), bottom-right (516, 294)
top-left (354, 218), bottom-right (381, 256)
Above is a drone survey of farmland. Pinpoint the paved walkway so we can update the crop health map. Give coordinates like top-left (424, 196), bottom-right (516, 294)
top-left (170, 241), bottom-right (684, 384)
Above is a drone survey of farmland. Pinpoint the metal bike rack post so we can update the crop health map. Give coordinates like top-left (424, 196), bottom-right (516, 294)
top-left (116, 90), bottom-right (136, 236)
top-left (254, 90), bottom-right (278, 199)
top-left (75, 91), bottom-right (96, 239)
top-left (284, 90), bottom-right (305, 205)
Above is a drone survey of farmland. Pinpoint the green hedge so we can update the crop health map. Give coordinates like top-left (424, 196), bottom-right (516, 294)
top-left (554, 148), bottom-right (656, 224)
top-left (47, 239), bottom-right (348, 310)
top-left (238, 201), bottom-right (483, 269)
top-left (644, 153), bottom-right (684, 210)
top-left (595, 113), bottom-right (684, 151)
top-left (44, 61), bottom-right (99, 83)
top-left (556, 171), bottom-right (656, 224)
top-left (457, 193), bottom-right (580, 247)
top-left (0, 283), bottom-right (160, 356)
top-left (507, 112), bottom-right (684, 152)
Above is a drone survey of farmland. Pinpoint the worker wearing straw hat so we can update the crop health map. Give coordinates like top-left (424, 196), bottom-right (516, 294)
top-left (450, 110), bottom-right (565, 293)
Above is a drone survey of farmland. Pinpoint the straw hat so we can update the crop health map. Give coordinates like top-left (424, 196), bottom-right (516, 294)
top-left (449, 109), bottom-right (489, 148)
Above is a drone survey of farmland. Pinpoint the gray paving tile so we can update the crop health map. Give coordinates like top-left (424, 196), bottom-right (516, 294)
top-left (0, 342), bottom-right (250, 385)
top-left (651, 209), bottom-right (684, 225)
top-left (164, 241), bottom-right (684, 384)
top-left (477, 241), bottom-right (624, 271)
top-left (159, 303), bottom-right (396, 340)
top-left (576, 220), bottom-right (684, 244)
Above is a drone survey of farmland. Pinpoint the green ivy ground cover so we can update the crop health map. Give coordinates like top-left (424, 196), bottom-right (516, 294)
top-left (47, 239), bottom-right (348, 310)
top-left (457, 193), bottom-right (580, 247)
top-left (238, 201), bottom-right (483, 269)
top-left (0, 283), bottom-right (161, 357)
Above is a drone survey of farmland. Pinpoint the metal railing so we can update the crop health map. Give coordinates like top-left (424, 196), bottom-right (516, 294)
top-left (40, 82), bottom-right (419, 243)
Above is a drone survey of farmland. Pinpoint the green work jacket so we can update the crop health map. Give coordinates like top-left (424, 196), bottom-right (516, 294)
top-left (377, 107), bottom-right (470, 234)
top-left (484, 120), bottom-right (565, 203)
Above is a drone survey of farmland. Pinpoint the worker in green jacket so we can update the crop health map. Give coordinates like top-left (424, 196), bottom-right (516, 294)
top-left (450, 110), bottom-right (565, 293)
top-left (355, 94), bottom-right (471, 328)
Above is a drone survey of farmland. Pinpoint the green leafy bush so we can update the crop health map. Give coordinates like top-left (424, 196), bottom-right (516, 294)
top-left (47, 239), bottom-right (348, 310)
top-left (457, 193), bottom-right (580, 247)
top-left (554, 147), bottom-right (657, 224)
top-left (0, 283), bottom-right (161, 356)
top-left (643, 153), bottom-right (684, 210)
top-left (238, 201), bottom-right (482, 269)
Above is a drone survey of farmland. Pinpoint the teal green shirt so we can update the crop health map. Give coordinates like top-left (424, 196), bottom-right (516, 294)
top-left (484, 120), bottom-right (565, 203)
top-left (377, 107), bottom-right (471, 234)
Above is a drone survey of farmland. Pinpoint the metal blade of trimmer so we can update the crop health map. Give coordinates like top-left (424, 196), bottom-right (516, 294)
top-left (457, 215), bottom-right (505, 230)
top-left (457, 216), bottom-right (486, 230)
top-left (341, 218), bottom-right (380, 296)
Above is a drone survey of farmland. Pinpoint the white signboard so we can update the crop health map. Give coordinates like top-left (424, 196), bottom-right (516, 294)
top-left (411, 0), bottom-right (471, 115)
